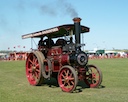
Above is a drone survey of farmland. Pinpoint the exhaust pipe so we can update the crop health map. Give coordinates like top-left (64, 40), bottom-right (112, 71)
top-left (73, 17), bottom-right (81, 44)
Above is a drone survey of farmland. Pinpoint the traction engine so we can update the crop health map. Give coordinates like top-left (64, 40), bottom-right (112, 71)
top-left (22, 17), bottom-right (102, 92)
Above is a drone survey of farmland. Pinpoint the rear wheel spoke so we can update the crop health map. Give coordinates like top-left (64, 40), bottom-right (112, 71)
top-left (28, 58), bottom-right (33, 65)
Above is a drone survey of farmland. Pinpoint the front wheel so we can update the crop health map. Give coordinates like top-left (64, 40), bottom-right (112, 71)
top-left (58, 65), bottom-right (78, 92)
top-left (84, 65), bottom-right (102, 88)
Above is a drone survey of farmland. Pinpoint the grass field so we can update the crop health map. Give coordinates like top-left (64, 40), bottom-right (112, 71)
top-left (0, 58), bottom-right (128, 102)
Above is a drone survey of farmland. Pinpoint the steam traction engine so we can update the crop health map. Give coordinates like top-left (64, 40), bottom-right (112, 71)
top-left (22, 18), bottom-right (102, 92)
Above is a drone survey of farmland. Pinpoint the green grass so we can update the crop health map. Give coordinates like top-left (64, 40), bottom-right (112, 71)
top-left (0, 59), bottom-right (128, 102)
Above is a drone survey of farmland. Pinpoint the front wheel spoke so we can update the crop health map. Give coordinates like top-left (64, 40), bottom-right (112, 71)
top-left (95, 74), bottom-right (99, 79)
top-left (92, 73), bottom-right (99, 79)
top-left (94, 71), bottom-right (99, 76)
top-left (93, 77), bottom-right (99, 82)
top-left (92, 79), bottom-right (97, 84)
top-left (92, 72), bottom-right (97, 76)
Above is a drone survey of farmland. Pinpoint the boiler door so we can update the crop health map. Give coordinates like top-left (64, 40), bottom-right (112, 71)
top-left (77, 52), bottom-right (88, 66)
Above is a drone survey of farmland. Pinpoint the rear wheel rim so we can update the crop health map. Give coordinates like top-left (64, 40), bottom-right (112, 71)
top-left (85, 65), bottom-right (102, 88)
top-left (26, 52), bottom-right (43, 85)
top-left (58, 66), bottom-right (78, 92)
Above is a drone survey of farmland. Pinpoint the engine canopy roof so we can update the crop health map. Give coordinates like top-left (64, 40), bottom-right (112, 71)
top-left (22, 24), bottom-right (90, 39)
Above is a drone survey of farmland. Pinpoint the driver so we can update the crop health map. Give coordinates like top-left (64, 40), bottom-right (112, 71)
top-left (38, 37), bottom-right (44, 46)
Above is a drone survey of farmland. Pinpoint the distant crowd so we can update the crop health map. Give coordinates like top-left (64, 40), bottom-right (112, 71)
top-left (88, 53), bottom-right (128, 59)
top-left (0, 52), bottom-right (28, 61)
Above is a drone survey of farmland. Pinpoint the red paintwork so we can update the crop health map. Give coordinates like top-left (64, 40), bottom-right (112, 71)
top-left (45, 46), bottom-right (69, 72)
top-left (47, 46), bottom-right (62, 56)
top-left (44, 46), bottom-right (89, 81)
top-left (78, 67), bottom-right (86, 80)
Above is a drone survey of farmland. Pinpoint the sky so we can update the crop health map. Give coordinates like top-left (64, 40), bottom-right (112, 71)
top-left (0, 0), bottom-right (128, 51)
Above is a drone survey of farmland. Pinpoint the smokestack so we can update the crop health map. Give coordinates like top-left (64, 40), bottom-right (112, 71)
top-left (73, 17), bottom-right (81, 44)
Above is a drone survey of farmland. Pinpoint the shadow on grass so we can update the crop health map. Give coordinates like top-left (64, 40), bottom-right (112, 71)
top-left (75, 81), bottom-right (105, 93)
top-left (40, 78), bottom-right (105, 93)
top-left (42, 78), bottom-right (59, 88)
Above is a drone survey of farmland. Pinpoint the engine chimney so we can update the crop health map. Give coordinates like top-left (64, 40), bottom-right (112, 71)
top-left (73, 17), bottom-right (81, 44)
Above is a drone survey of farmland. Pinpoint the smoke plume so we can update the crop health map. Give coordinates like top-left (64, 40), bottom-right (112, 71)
top-left (58, 0), bottom-right (78, 17)
top-left (40, 5), bottom-right (57, 16)
top-left (39, 0), bottom-right (78, 18)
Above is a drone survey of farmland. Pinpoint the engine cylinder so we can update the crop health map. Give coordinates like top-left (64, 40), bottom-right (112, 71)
top-left (60, 54), bottom-right (69, 65)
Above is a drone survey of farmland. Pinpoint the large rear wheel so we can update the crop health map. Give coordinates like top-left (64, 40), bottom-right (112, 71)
top-left (84, 65), bottom-right (102, 88)
top-left (58, 65), bottom-right (78, 92)
top-left (26, 51), bottom-right (44, 86)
